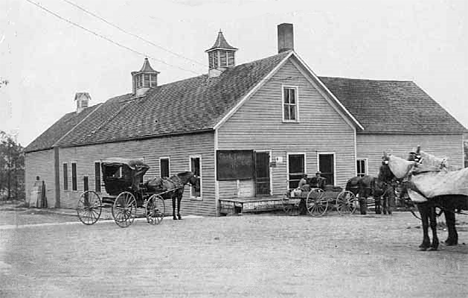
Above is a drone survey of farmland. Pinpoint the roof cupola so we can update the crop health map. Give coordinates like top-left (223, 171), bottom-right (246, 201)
top-left (205, 30), bottom-right (238, 77)
top-left (131, 58), bottom-right (160, 96)
top-left (74, 92), bottom-right (91, 113)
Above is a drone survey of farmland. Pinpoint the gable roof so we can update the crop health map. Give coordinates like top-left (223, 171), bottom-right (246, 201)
top-left (26, 53), bottom-right (466, 153)
top-left (25, 104), bottom-right (101, 152)
top-left (319, 77), bottom-right (467, 135)
top-left (26, 51), bottom-right (291, 152)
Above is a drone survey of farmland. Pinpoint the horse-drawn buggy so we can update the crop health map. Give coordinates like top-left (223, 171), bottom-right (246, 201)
top-left (76, 158), bottom-right (165, 227)
top-left (76, 158), bottom-right (198, 228)
top-left (282, 184), bottom-right (358, 216)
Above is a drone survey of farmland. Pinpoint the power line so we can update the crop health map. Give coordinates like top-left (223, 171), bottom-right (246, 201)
top-left (62, 0), bottom-right (207, 68)
top-left (25, 0), bottom-right (201, 75)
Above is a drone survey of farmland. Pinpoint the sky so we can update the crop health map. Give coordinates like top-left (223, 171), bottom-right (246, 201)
top-left (1, 0), bottom-right (467, 147)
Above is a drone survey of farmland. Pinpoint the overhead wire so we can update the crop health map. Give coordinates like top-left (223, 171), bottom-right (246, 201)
top-left (61, 0), bottom-right (207, 68)
top-left (25, 0), bottom-right (202, 75)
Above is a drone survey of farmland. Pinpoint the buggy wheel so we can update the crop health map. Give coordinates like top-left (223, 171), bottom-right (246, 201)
top-left (112, 191), bottom-right (137, 228)
top-left (76, 191), bottom-right (102, 225)
top-left (337, 191), bottom-right (357, 215)
top-left (146, 194), bottom-right (165, 225)
top-left (306, 189), bottom-right (327, 216)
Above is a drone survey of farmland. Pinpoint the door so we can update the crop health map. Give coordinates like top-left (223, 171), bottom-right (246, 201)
top-left (288, 154), bottom-right (305, 189)
top-left (255, 152), bottom-right (271, 196)
top-left (318, 153), bottom-right (335, 186)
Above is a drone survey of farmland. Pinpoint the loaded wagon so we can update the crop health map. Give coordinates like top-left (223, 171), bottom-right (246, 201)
top-left (282, 185), bottom-right (358, 216)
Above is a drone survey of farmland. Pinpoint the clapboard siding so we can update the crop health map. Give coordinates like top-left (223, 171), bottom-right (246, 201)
top-left (218, 60), bottom-right (357, 196)
top-left (357, 134), bottom-right (464, 176)
top-left (56, 132), bottom-right (217, 216)
top-left (25, 149), bottom-right (56, 208)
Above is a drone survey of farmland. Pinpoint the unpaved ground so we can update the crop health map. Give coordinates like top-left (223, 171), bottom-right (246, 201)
top-left (0, 207), bottom-right (467, 298)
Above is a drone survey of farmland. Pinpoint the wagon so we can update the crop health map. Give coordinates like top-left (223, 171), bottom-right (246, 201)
top-left (76, 158), bottom-right (166, 228)
top-left (282, 186), bottom-right (358, 216)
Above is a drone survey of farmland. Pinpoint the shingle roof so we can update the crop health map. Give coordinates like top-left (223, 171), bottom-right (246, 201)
top-left (205, 30), bottom-right (238, 52)
top-left (25, 52), bottom-right (467, 153)
top-left (25, 104), bottom-right (101, 152)
top-left (25, 51), bottom-right (290, 152)
top-left (319, 77), bottom-right (467, 134)
top-left (132, 58), bottom-right (159, 75)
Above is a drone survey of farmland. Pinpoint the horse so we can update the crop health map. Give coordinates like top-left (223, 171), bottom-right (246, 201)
top-left (380, 152), bottom-right (468, 251)
top-left (346, 175), bottom-right (376, 215)
top-left (144, 171), bottom-right (199, 220)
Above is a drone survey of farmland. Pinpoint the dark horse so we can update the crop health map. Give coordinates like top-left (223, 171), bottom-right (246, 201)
top-left (144, 171), bottom-right (199, 220)
top-left (380, 153), bottom-right (468, 251)
top-left (346, 175), bottom-right (375, 215)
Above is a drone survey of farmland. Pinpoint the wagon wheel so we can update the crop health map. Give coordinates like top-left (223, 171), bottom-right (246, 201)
top-left (336, 191), bottom-right (357, 215)
top-left (146, 194), bottom-right (165, 225)
top-left (306, 189), bottom-right (327, 216)
top-left (112, 191), bottom-right (137, 228)
top-left (76, 191), bottom-right (102, 225)
top-left (282, 192), bottom-right (299, 216)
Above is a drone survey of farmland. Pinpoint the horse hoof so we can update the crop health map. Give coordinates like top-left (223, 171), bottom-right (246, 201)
top-left (444, 240), bottom-right (458, 246)
top-left (428, 247), bottom-right (438, 251)
top-left (173, 217), bottom-right (178, 220)
top-left (419, 247), bottom-right (428, 251)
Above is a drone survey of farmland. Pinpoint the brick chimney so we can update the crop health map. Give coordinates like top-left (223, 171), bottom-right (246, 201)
top-left (75, 92), bottom-right (91, 113)
top-left (277, 23), bottom-right (294, 53)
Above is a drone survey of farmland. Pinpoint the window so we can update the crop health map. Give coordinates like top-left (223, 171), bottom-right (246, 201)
top-left (288, 153), bottom-right (305, 189)
top-left (94, 162), bottom-right (101, 192)
top-left (220, 51), bottom-right (227, 67)
top-left (160, 158), bottom-right (170, 178)
top-left (356, 159), bottom-right (367, 177)
top-left (63, 163), bottom-right (68, 191)
top-left (149, 74), bottom-right (157, 87)
top-left (190, 156), bottom-right (201, 199)
top-left (72, 162), bottom-right (77, 191)
top-left (136, 75), bottom-right (142, 88)
top-left (210, 51), bottom-right (219, 69)
top-left (283, 86), bottom-right (298, 121)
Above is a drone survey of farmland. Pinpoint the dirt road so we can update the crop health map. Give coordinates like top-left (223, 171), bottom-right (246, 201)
top-left (1, 208), bottom-right (467, 297)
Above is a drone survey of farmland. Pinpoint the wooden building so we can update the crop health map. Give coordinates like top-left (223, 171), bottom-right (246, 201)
top-left (24, 24), bottom-right (466, 216)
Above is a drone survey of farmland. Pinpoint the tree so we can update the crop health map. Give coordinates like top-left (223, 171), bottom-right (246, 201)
top-left (0, 131), bottom-right (25, 201)
top-left (0, 78), bottom-right (8, 88)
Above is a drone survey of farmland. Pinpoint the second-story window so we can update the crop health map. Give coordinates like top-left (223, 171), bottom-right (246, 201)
top-left (283, 86), bottom-right (298, 121)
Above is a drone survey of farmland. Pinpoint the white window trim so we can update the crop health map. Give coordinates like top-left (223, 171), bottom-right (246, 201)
top-left (316, 152), bottom-right (336, 186)
top-left (189, 155), bottom-right (202, 200)
top-left (286, 152), bottom-right (306, 189)
top-left (159, 157), bottom-right (171, 177)
top-left (281, 85), bottom-right (300, 122)
top-left (356, 158), bottom-right (368, 176)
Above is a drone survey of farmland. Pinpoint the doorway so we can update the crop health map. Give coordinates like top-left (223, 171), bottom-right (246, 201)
top-left (318, 153), bottom-right (335, 186)
top-left (255, 152), bottom-right (271, 196)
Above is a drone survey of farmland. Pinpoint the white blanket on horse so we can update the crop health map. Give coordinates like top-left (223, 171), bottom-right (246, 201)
top-left (411, 167), bottom-right (468, 198)
top-left (388, 155), bottom-right (416, 179)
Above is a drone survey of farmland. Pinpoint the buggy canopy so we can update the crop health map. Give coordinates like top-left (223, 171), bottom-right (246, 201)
top-left (101, 158), bottom-right (149, 171)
